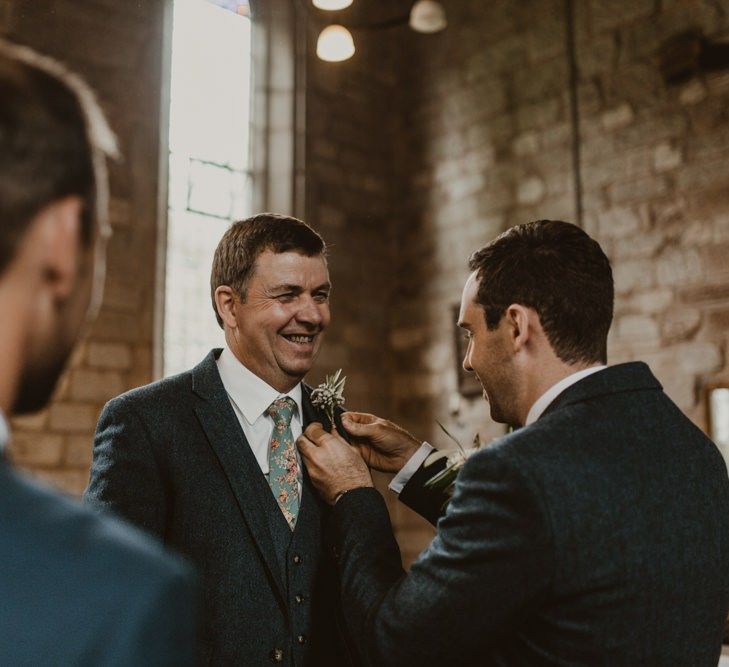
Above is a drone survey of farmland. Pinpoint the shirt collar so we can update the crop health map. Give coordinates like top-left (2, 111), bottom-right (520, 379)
top-left (216, 346), bottom-right (303, 425)
top-left (0, 408), bottom-right (9, 453)
top-left (525, 365), bottom-right (607, 426)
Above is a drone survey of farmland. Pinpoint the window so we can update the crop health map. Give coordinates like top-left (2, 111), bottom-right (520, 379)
top-left (164, 0), bottom-right (252, 376)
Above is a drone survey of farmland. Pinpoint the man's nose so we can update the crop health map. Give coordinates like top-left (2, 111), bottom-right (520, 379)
top-left (462, 340), bottom-right (473, 372)
top-left (296, 296), bottom-right (324, 326)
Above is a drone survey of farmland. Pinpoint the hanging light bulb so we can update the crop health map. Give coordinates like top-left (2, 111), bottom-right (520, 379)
top-left (313, 0), bottom-right (353, 10)
top-left (409, 0), bottom-right (447, 34)
top-left (316, 25), bottom-right (355, 62)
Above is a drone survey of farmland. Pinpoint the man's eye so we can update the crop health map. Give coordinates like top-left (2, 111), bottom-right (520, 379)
top-left (276, 293), bottom-right (295, 302)
top-left (314, 292), bottom-right (330, 302)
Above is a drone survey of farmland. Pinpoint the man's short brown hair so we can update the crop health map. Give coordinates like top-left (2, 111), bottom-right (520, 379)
top-left (0, 40), bottom-right (117, 274)
top-left (468, 219), bottom-right (614, 365)
top-left (210, 213), bottom-right (326, 328)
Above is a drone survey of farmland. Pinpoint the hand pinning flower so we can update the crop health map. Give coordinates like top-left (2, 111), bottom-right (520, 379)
top-left (310, 369), bottom-right (347, 427)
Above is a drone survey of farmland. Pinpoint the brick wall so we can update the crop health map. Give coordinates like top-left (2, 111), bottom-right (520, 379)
top-left (1, 0), bottom-right (167, 494)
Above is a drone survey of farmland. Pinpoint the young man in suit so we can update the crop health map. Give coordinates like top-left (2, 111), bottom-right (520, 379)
top-left (0, 40), bottom-right (196, 665)
top-left (298, 219), bottom-right (729, 665)
top-left (85, 214), bottom-right (357, 665)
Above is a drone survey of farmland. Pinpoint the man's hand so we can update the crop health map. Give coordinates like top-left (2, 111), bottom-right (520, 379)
top-left (341, 412), bottom-right (422, 474)
top-left (297, 423), bottom-right (374, 505)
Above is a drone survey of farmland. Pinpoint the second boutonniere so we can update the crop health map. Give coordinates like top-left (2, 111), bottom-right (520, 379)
top-left (310, 368), bottom-right (347, 427)
top-left (424, 420), bottom-right (483, 509)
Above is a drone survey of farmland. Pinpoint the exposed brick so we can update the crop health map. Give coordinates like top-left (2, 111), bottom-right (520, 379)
top-left (9, 433), bottom-right (64, 467)
top-left (653, 143), bottom-right (683, 173)
top-left (86, 342), bottom-right (133, 370)
top-left (679, 79), bottom-right (707, 106)
top-left (596, 205), bottom-right (645, 238)
top-left (48, 403), bottom-right (99, 434)
top-left (656, 248), bottom-right (703, 287)
top-left (613, 259), bottom-right (655, 294)
top-left (64, 435), bottom-right (93, 468)
top-left (661, 308), bottom-right (702, 342)
top-left (68, 369), bottom-right (126, 403)
top-left (616, 314), bottom-right (660, 342)
top-left (601, 104), bottom-right (634, 131)
top-left (513, 131), bottom-right (539, 156)
top-left (11, 410), bottom-right (49, 432)
top-left (516, 176), bottom-right (546, 205)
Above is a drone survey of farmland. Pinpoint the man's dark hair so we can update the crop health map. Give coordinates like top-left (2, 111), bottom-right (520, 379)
top-left (0, 40), bottom-right (117, 274)
top-left (210, 213), bottom-right (326, 328)
top-left (468, 219), bottom-right (614, 365)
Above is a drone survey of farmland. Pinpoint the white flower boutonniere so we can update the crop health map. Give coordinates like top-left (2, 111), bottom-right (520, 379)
top-left (310, 369), bottom-right (347, 426)
top-left (424, 420), bottom-right (483, 509)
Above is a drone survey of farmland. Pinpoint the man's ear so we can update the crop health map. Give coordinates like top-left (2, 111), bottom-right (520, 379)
top-left (214, 285), bottom-right (239, 329)
top-left (504, 304), bottom-right (532, 352)
top-left (34, 196), bottom-right (84, 301)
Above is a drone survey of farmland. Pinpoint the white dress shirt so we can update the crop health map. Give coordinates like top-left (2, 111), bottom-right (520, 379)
top-left (216, 346), bottom-right (304, 493)
top-left (0, 408), bottom-right (8, 454)
top-left (390, 365), bottom-right (608, 495)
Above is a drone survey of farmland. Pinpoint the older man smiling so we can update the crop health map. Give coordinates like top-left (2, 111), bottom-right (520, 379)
top-left (86, 213), bottom-right (358, 666)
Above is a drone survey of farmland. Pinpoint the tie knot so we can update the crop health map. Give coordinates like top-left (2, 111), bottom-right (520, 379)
top-left (267, 397), bottom-right (297, 425)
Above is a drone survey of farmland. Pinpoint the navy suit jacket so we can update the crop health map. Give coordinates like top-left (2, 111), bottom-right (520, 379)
top-left (85, 350), bottom-right (357, 666)
top-left (331, 362), bottom-right (729, 665)
top-left (0, 456), bottom-right (196, 666)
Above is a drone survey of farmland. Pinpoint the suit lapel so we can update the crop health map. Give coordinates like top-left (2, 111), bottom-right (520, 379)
top-left (191, 350), bottom-right (288, 612)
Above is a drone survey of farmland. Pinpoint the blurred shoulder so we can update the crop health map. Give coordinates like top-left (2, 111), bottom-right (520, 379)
top-left (0, 463), bottom-right (193, 587)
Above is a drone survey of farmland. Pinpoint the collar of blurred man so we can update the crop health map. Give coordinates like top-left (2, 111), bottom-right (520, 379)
top-left (0, 409), bottom-right (8, 453)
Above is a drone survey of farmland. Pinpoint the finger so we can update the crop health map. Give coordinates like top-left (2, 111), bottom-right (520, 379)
top-left (342, 411), bottom-right (377, 424)
top-left (303, 423), bottom-right (349, 448)
top-left (341, 413), bottom-right (377, 438)
top-left (303, 422), bottom-right (327, 441)
top-left (296, 434), bottom-right (316, 459)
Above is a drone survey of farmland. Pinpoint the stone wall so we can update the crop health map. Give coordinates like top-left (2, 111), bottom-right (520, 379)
top-left (391, 0), bottom-right (729, 441)
top-left (1, 0), bottom-right (167, 494)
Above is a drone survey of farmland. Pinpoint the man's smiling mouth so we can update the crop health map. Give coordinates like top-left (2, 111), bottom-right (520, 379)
top-left (281, 334), bottom-right (316, 344)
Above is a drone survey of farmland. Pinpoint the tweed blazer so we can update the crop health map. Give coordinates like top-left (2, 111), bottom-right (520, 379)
top-left (0, 456), bottom-right (196, 665)
top-left (85, 349), bottom-right (357, 666)
top-left (331, 362), bottom-right (729, 665)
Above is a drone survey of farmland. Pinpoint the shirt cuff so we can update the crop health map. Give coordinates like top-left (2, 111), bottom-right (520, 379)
top-left (388, 442), bottom-right (434, 495)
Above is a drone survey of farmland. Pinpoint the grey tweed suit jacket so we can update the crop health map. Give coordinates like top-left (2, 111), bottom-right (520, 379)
top-left (85, 349), bottom-right (357, 666)
top-left (331, 362), bottom-right (729, 666)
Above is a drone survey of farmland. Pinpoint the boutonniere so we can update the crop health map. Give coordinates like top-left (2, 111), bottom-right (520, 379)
top-left (310, 369), bottom-right (347, 427)
top-left (424, 420), bottom-right (484, 509)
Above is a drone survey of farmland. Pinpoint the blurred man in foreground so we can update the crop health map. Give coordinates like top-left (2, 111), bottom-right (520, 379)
top-left (0, 40), bottom-right (196, 665)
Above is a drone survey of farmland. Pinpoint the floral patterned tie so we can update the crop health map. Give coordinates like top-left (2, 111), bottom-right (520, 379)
top-left (266, 397), bottom-right (300, 530)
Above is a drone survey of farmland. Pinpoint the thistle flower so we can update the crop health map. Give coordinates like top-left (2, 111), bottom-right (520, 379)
top-left (310, 369), bottom-right (347, 426)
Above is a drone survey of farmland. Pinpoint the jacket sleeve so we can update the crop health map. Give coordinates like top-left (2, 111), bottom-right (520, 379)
top-left (398, 456), bottom-right (450, 526)
top-left (84, 395), bottom-right (167, 539)
top-left (331, 445), bottom-right (554, 666)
